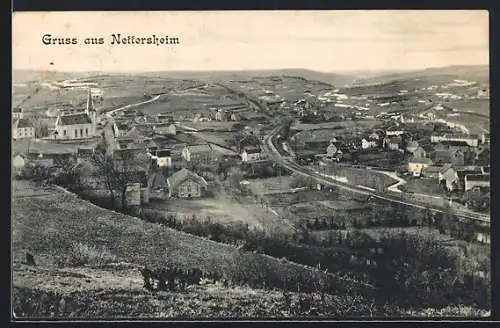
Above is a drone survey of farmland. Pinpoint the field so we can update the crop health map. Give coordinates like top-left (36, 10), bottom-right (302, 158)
top-left (446, 99), bottom-right (490, 116)
top-left (292, 119), bottom-right (380, 131)
top-left (445, 112), bottom-right (489, 135)
top-left (246, 176), bottom-right (295, 195)
top-left (142, 196), bottom-right (270, 230)
top-left (397, 177), bottom-right (443, 196)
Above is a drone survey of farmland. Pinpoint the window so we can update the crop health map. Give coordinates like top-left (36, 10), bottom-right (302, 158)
top-left (74, 130), bottom-right (77, 138)
top-left (187, 184), bottom-right (191, 193)
top-left (86, 128), bottom-right (88, 136)
top-left (63, 130), bottom-right (67, 136)
top-left (80, 129), bottom-right (83, 137)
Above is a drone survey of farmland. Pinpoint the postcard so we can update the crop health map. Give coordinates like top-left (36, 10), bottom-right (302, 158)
top-left (11, 10), bottom-right (490, 320)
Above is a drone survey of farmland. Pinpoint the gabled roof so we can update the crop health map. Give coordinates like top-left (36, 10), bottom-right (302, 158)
top-left (243, 147), bottom-right (261, 154)
top-left (408, 156), bottom-right (433, 165)
top-left (186, 144), bottom-right (212, 153)
top-left (13, 118), bottom-right (34, 129)
top-left (439, 163), bottom-right (454, 174)
top-left (148, 170), bottom-right (168, 189)
top-left (465, 174), bottom-right (490, 182)
top-left (167, 168), bottom-right (208, 190)
top-left (59, 113), bottom-right (92, 125)
top-left (121, 127), bottom-right (148, 140)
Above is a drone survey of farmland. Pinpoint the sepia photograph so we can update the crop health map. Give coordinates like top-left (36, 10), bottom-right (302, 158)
top-left (11, 10), bottom-right (490, 320)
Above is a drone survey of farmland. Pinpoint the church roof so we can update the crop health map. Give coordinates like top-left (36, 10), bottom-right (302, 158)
top-left (59, 113), bottom-right (92, 125)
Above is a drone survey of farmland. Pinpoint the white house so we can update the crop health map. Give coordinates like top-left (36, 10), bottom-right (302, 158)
top-left (241, 148), bottom-right (262, 162)
top-left (361, 138), bottom-right (376, 149)
top-left (464, 174), bottom-right (490, 191)
top-left (326, 143), bottom-right (338, 157)
top-left (13, 107), bottom-right (23, 120)
top-left (408, 157), bottom-right (433, 177)
top-left (12, 153), bottom-right (26, 174)
top-left (385, 127), bottom-right (405, 136)
top-left (12, 118), bottom-right (35, 140)
top-left (154, 123), bottom-right (176, 135)
top-left (153, 149), bottom-right (173, 167)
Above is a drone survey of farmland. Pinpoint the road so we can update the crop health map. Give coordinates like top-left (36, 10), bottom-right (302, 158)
top-left (262, 125), bottom-right (490, 224)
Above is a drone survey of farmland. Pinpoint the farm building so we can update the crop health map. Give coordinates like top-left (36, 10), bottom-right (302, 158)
top-left (147, 169), bottom-right (168, 200)
top-left (153, 149), bottom-right (173, 167)
top-left (12, 153), bottom-right (26, 173)
top-left (438, 164), bottom-right (459, 191)
top-left (407, 157), bottom-right (433, 177)
top-left (154, 123), bottom-right (176, 136)
top-left (13, 107), bottom-right (23, 120)
top-left (464, 174), bottom-right (490, 191)
top-left (12, 118), bottom-right (35, 140)
top-left (241, 147), bottom-right (263, 162)
top-left (167, 168), bottom-right (208, 198)
top-left (181, 144), bottom-right (214, 163)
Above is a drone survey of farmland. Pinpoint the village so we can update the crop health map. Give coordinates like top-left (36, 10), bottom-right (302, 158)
top-left (11, 72), bottom-right (491, 220)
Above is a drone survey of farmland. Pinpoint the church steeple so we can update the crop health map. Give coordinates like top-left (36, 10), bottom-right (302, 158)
top-left (86, 87), bottom-right (95, 114)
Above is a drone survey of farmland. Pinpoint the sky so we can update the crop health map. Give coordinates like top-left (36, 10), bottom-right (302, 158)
top-left (12, 10), bottom-right (489, 73)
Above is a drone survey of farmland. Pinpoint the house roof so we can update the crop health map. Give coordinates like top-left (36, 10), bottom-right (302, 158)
top-left (167, 168), bottom-right (208, 190)
top-left (439, 163), bottom-right (454, 174)
top-left (422, 165), bottom-right (441, 174)
top-left (386, 136), bottom-right (402, 144)
top-left (121, 127), bottom-right (148, 140)
top-left (440, 140), bottom-right (470, 148)
top-left (409, 156), bottom-right (433, 165)
top-left (243, 147), bottom-right (261, 154)
top-left (59, 113), bottom-right (92, 125)
top-left (186, 144), bottom-right (212, 153)
top-left (148, 170), bottom-right (168, 189)
top-left (465, 174), bottom-right (490, 182)
top-left (156, 149), bottom-right (171, 157)
top-left (13, 118), bottom-right (34, 129)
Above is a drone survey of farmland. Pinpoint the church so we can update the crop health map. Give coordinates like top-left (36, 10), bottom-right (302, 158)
top-left (53, 88), bottom-right (98, 140)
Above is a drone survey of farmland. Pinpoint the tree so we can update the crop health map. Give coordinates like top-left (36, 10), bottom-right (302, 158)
top-left (53, 155), bottom-right (86, 191)
top-left (90, 145), bottom-right (118, 208)
top-left (113, 150), bottom-right (149, 210)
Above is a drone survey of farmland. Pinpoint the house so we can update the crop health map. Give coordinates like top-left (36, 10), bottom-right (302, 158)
top-left (53, 88), bottom-right (97, 140)
top-left (383, 136), bottom-right (402, 150)
top-left (406, 141), bottom-right (419, 154)
top-left (475, 148), bottom-right (490, 166)
top-left (450, 149), bottom-right (465, 167)
top-left (439, 164), bottom-right (459, 191)
top-left (167, 168), bottom-right (208, 198)
top-left (12, 118), bottom-right (35, 140)
top-left (368, 132), bottom-right (381, 141)
top-left (12, 153), bottom-right (26, 173)
top-left (147, 169), bottom-right (168, 200)
top-left (118, 127), bottom-right (151, 145)
top-left (464, 174), bottom-right (490, 191)
top-left (153, 149), bottom-right (173, 167)
top-left (407, 157), bottom-right (433, 177)
top-left (385, 126), bottom-right (405, 136)
top-left (215, 110), bottom-right (225, 121)
top-left (230, 113), bottom-right (239, 121)
top-left (412, 146), bottom-right (427, 159)
top-left (430, 133), bottom-right (479, 147)
top-left (241, 147), bottom-right (263, 162)
top-left (154, 123), bottom-right (176, 135)
top-left (421, 165), bottom-right (441, 179)
top-left (326, 143), bottom-right (338, 157)
top-left (182, 144), bottom-right (214, 163)
top-left (361, 138), bottom-right (376, 149)
top-left (13, 107), bottom-right (23, 120)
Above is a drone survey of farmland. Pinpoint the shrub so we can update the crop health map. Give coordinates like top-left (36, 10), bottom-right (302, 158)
top-left (66, 242), bottom-right (116, 267)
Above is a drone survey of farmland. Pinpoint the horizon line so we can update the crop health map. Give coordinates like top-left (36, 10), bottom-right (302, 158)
top-left (12, 64), bottom-right (488, 75)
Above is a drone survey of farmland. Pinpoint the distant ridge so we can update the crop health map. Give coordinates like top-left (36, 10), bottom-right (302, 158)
top-left (13, 65), bottom-right (488, 87)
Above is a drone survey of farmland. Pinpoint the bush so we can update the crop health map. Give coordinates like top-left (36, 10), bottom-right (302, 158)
top-left (66, 242), bottom-right (116, 267)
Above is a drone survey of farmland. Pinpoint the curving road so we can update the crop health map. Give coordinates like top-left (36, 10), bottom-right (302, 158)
top-left (263, 125), bottom-right (490, 224)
